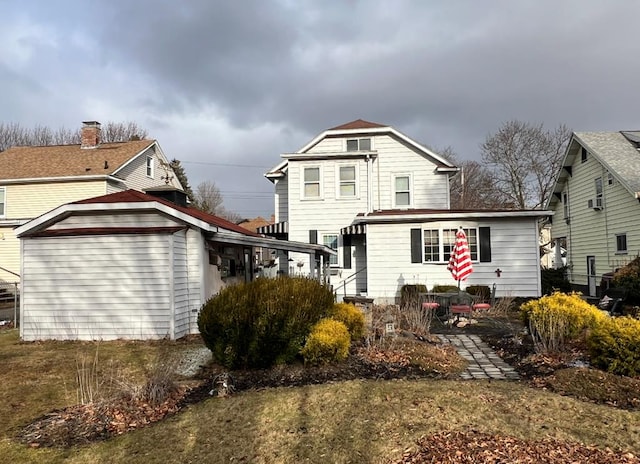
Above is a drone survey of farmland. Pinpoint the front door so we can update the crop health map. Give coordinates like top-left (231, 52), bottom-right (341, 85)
top-left (587, 256), bottom-right (597, 297)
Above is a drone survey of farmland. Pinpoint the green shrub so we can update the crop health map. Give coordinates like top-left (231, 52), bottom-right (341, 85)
top-left (465, 285), bottom-right (491, 301)
top-left (541, 267), bottom-right (572, 295)
top-left (197, 276), bottom-right (335, 369)
top-left (330, 303), bottom-right (366, 340)
top-left (520, 292), bottom-right (607, 353)
top-left (612, 256), bottom-right (640, 305)
top-left (400, 284), bottom-right (427, 307)
top-left (588, 316), bottom-right (640, 377)
top-left (432, 284), bottom-right (458, 293)
top-left (301, 319), bottom-right (350, 365)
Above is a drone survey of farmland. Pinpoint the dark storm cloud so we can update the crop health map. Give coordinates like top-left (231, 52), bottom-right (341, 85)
top-left (93, 1), bottom-right (640, 159)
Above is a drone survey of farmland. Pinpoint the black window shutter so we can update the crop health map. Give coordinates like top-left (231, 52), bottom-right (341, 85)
top-left (479, 227), bottom-right (491, 262)
top-left (410, 228), bottom-right (422, 263)
top-left (309, 229), bottom-right (317, 244)
top-left (343, 235), bottom-right (352, 269)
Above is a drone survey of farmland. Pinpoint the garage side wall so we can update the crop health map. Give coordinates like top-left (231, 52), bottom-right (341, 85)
top-left (21, 234), bottom-right (172, 341)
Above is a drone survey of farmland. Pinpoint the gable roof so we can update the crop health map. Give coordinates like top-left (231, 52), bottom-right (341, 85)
top-left (265, 119), bottom-right (458, 180)
top-left (0, 139), bottom-right (156, 181)
top-left (329, 119), bottom-right (387, 130)
top-left (74, 189), bottom-right (259, 237)
top-left (548, 131), bottom-right (640, 208)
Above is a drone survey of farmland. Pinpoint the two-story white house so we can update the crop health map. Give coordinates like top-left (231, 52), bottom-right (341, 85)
top-left (0, 121), bottom-right (184, 282)
top-left (547, 131), bottom-right (640, 297)
top-left (261, 119), bottom-right (550, 303)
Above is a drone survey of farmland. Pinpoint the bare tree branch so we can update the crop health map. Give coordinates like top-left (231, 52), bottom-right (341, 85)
top-left (480, 120), bottom-right (571, 209)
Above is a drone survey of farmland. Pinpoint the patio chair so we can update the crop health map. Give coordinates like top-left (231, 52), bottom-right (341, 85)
top-left (449, 293), bottom-right (473, 323)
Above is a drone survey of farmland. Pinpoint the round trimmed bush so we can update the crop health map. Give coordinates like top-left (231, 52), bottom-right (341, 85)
top-left (301, 318), bottom-right (351, 365)
top-left (197, 276), bottom-right (335, 369)
top-left (330, 303), bottom-right (366, 340)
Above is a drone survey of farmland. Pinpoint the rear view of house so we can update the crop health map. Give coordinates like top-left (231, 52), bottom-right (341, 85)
top-left (261, 119), bottom-right (550, 303)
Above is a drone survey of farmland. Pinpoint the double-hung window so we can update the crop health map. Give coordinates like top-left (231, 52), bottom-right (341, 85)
top-left (323, 233), bottom-right (339, 266)
top-left (0, 187), bottom-right (5, 217)
top-left (346, 138), bottom-right (371, 152)
top-left (146, 155), bottom-right (154, 178)
top-left (595, 177), bottom-right (603, 208)
top-left (423, 228), bottom-right (478, 262)
top-left (303, 166), bottom-right (321, 199)
top-left (394, 174), bottom-right (411, 207)
top-left (338, 165), bottom-right (357, 198)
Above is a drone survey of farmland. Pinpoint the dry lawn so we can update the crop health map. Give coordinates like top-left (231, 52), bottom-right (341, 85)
top-left (0, 329), bottom-right (639, 463)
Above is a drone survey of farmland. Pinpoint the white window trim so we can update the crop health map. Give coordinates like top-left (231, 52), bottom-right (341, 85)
top-left (392, 173), bottom-right (413, 208)
top-left (321, 232), bottom-right (339, 267)
top-left (301, 165), bottom-right (323, 200)
top-left (421, 226), bottom-right (479, 264)
top-left (336, 163), bottom-right (359, 199)
top-left (562, 191), bottom-right (569, 220)
top-left (146, 155), bottom-right (154, 178)
top-left (0, 186), bottom-right (5, 218)
top-left (345, 137), bottom-right (373, 152)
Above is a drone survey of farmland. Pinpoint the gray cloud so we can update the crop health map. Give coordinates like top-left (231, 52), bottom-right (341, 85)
top-left (2, 0), bottom-right (640, 216)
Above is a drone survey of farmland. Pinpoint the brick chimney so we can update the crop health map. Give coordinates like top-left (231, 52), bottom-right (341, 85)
top-left (81, 121), bottom-right (101, 149)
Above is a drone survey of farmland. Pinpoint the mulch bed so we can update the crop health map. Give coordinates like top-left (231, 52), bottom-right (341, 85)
top-left (390, 431), bottom-right (639, 463)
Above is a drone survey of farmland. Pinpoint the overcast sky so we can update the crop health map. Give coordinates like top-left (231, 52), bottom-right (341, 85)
top-left (2, 1), bottom-right (639, 218)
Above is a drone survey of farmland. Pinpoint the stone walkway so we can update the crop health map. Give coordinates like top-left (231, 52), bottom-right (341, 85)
top-left (438, 334), bottom-right (520, 380)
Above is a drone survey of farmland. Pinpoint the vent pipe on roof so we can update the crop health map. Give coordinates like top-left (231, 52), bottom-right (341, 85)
top-left (81, 121), bottom-right (101, 149)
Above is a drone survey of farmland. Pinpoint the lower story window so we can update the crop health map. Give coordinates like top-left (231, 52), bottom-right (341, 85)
top-left (424, 228), bottom-right (478, 262)
top-left (323, 234), bottom-right (338, 266)
top-left (616, 233), bottom-right (627, 254)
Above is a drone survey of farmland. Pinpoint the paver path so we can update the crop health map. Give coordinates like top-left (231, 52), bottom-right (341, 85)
top-left (438, 334), bottom-right (520, 380)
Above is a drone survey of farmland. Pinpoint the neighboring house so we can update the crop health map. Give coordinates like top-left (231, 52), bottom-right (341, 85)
top-left (261, 119), bottom-right (550, 303)
top-left (0, 121), bottom-right (183, 282)
top-left (238, 215), bottom-right (277, 273)
top-left (15, 189), bottom-right (334, 341)
top-left (547, 131), bottom-right (640, 296)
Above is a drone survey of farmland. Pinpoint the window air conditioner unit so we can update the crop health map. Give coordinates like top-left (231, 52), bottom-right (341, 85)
top-left (588, 198), bottom-right (603, 210)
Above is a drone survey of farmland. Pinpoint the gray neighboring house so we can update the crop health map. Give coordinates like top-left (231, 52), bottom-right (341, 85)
top-left (547, 131), bottom-right (640, 296)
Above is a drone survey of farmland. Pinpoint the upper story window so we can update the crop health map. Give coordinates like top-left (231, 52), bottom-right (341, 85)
top-left (346, 138), bottom-right (371, 152)
top-left (146, 155), bottom-right (154, 178)
top-left (581, 147), bottom-right (588, 163)
top-left (394, 174), bottom-right (411, 207)
top-left (423, 228), bottom-right (478, 263)
top-left (0, 187), bottom-right (5, 217)
top-left (595, 177), bottom-right (603, 205)
top-left (338, 165), bottom-right (357, 198)
top-left (562, 191), bottom-right (569, 220)
top-left (303, 166), bottom-right (321, 199)
top-left (607, 172), bottom-right (615, 185)
top-left (616, 233), bottom-right (627, 254)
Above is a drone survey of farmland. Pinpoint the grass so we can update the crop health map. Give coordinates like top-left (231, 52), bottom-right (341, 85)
top-left (0, 329), bottom-right (639, 463)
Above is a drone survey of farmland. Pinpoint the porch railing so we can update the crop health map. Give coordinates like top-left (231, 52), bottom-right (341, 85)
top-left (335, 267), bottom-right (367, 301)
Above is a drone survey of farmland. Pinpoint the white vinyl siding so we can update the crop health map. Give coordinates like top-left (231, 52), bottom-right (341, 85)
top-left (0, 226), bottom-right (19, 282)
top-left (115, 147), bottom-right (182, 192)
top-left (49, 212), bottom-right (178, 229)
top-left (21, 234), bottom-right (172, 341)
top-left (173, 230), bottom-right (190, 339)
top-left (275, 177), bottom-right (288, 222)
top-left (366, 219), bottom-right (541, 304)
